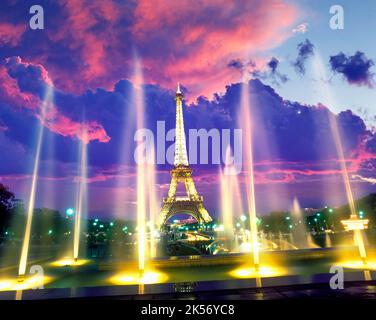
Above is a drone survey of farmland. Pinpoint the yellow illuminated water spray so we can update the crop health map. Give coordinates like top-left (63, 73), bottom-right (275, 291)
top-left (73, 128), bottom-right (88, 262)
top-left (341, 214), bottom-right (369, 264)
top-left (312, 53), bottom-right (368, 263)
top-left (133, 56), bottom-right (146, 276)
top-left (219, 146), bottom-right (239, 251)
top-left (18, 86), bottom-right (54, 279)
top-left (239, 76), bottom-right (260, 272)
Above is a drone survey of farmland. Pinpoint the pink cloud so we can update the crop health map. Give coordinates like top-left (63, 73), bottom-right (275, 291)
top-left (0, 22), bottom-right (26, 47)
top-left (14, 0), bottom-right (298, 100)
top-left (0, 65), bottom-right (39, 110)
top-left (43, 0), bottom-right (128, 93)
top-left (5, 56), bottom-right (54, 86)
top-left (0, 59), bottom-right (110, 144)
top-left (41, 106), bottom-right (111, 143)
top-left (133, 0), bottom-right (298, 100)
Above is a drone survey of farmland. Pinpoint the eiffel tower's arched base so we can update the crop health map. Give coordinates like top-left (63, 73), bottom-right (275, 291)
top-left (158, 166), bottom-right (212, 229)
top-left (158, 199), bottom-right (212, 229)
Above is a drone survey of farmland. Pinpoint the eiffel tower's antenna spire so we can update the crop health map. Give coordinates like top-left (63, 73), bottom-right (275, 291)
top-left (174, 83), bottom-right (189, 167)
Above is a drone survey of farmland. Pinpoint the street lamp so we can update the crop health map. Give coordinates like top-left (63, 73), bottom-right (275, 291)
top-left (66, 208), bottom-right (75, 216)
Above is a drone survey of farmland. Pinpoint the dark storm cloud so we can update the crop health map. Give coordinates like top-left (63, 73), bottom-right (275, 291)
top-left (293, 39), bottom-right (314, 75)
top-left (329, 51), bottom-right (374, 87)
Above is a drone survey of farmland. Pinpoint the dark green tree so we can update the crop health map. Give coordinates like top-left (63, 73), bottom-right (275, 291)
top-left (0, 183), bottom-right (16, 233)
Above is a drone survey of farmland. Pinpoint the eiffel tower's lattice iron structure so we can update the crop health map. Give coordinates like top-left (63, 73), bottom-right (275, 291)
top-left (158, 84), bottom-right (212, 228)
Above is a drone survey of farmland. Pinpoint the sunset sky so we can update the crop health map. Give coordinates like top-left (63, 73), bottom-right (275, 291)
top-left (0, 0), bottom-right (375, 219)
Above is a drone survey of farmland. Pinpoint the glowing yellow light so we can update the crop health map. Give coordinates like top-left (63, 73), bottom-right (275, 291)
top-left (341, 214), bottom-right (369, 231)
top-left (109, 270), bottom-right (168, 285)
top-left (214, 224), bottom-right (225, 232)
top-left (341, 214), bottom-right (369, 263)
top-left (229, 265), bottom-right (285, 279)
top-left (50, 258), bottom-right (90, 267)
top-left (0, 280), bottom-right (12, 291)
top-left (337, 260), bottom-right (376, 270)
top-left (0, 275), bottom-right (53, 292)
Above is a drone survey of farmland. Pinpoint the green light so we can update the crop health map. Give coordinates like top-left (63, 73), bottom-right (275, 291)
top-left (95, 218), bottom-right (99, 222)
top-left (110, 222), bottom-right (114, 227)
top-left (329, 208), bottom-right (333, 213)
top-left (99, 224), bottom-right (104, 228)
top-left (240, 215), bottom-right (247, 222)
top-left (289, 225), bottom-right (293, 229)
top-left (5, 231), bottom-right (8, 235)
top-left (48, 229), bottom-right (52, 235)
top-left (66, 208), bottom-right (74, 216)
top-left (316, 213), bottom-right (321, 216)
top-left (236, 223), bottom-right (241, 228)
top-left (314, 218), bottom-right (318, 222)
top-left (122, 226), bottom-right (128, 231)
top-left (93, 222), bottom-right (97, 226)
top-left (285, 216), bottom-right (290, 220)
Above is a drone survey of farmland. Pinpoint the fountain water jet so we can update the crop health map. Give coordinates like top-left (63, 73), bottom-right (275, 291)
top-left (325, 232), bottom-right (332, 248)
top-left (219, 146), bottom-right (239, 251)
top-left (341, 214), bottom-right (369, 264)
top-left (146, 147), bottom-right (158, 259)
top-left (18, 86), bottom-right (54, 278)
top-left (238, 78), bottom-right (259, 271)
top-left (291, 198), bottom-right (318, 249)
top-left (312, 53), bottom-right (367, 263)
top-left (73, 128), bottom-right (88, 262)
top-left (133, 55), bottom-right (147, 276)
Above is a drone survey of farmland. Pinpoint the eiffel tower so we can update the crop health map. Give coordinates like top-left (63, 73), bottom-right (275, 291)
top-left (158, 84), bottom-right (212, 228)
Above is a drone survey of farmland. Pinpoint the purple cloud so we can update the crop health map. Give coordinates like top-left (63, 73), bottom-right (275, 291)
top-left (268, 57), bottom-right (279, 73)
top-left (329, 51), bottom-right (374, 87)
top-left (227, 59), bottom-right (243, 70)
top-left (293, 39), bottom-right (314, 74)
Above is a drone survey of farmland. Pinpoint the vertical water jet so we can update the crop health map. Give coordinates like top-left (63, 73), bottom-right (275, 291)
top-left (312, 53), bottom-right (367, 262)
top-left (18, 86), bottom-right (53, 278)
top-left (219, 146), bottom-right (237, 251)
top-left (133, 55), bottom-right (147, 276)
top-left (291, 197), bottom-right (318, 249)
top-left (147, 148), bottom-right (158, 259)
top-left (73, 128), bottom-right (88, 262)
top-left (238, 78), bottom-right (259, 271)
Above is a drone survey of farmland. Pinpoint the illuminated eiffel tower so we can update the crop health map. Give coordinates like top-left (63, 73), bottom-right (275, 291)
top-left (158, 84), bottom-right (212, 228)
